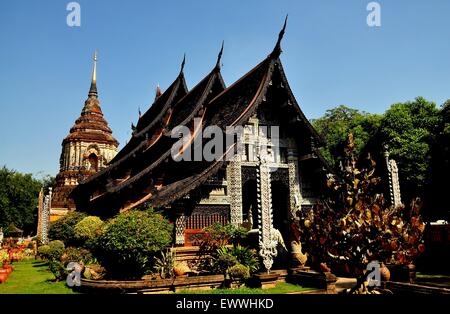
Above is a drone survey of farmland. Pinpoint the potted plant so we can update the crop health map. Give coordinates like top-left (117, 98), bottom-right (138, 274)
top-left (154, 249), bottom-right (175, 279)
top-left (3, 261), bottom-right (13, 275)
top-left (0, 269), bottom-right (9, 283)
top-left (227, 264), bottom-right (250, 288)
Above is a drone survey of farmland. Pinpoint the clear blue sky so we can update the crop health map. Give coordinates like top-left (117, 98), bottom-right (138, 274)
top-left (1, 0), bottom-right (449, 177)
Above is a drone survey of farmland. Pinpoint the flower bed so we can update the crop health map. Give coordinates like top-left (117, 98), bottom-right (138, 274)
top-left (0, 249), bottom-right (12, 283)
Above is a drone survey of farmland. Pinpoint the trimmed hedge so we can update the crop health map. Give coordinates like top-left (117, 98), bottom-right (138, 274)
top-left (94, 210), bottom-right (173, 279)
top-left (74, 216), bottom-right (104, 243)
top-left (49, 212), bottom-right (87, 245)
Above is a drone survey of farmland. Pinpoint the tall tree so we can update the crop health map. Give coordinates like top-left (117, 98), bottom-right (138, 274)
top-left (0, 166), bottom-right (45, 235)
top-left (312, 105), bottom-right (382, 167)
top-left (426, 100), bottom-right (450, 220)
top-left (379, 97), bottom-right (440, 203)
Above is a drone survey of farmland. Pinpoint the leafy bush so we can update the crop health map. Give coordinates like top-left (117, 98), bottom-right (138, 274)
top-left (49, 212), bottom-right (87, 245)
top-left (37, 245), bottom-right (50, 259)
top-left (217, 245), bottom-right (259, 273)
top-left (61, 247), bottom-right (93, 266)
top-left (48, 240), bottom-right (65, 261)
top-left (48, 260), bottom-right (67, 281)
top-left (228, 264), bottom-right (250, 280)
top-left (212, 253), bottom-right (238, 275)
top-left (0, 250), bottom-right (9, 264)
top-left (197, 223), bottom-right (248, 248)
top-left (154, 250), bottom-right (175, 279)
top-left (94, 210), bottom-right (173, 279)
top-left (74, 216), bottom-right (104, 243)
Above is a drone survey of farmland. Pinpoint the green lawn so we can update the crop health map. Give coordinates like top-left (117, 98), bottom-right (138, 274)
top-left (178, 282), bottom-right (313, 294)
top-left (0, 259), bottom-right (77, 294)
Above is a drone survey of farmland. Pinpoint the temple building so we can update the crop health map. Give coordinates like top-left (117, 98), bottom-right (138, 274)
top-left (71, 20), bottom-right (329, 269)
top-left (51, 51), bottom-right (119, 221)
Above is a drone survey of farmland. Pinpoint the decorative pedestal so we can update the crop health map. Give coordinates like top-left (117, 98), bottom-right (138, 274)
top-left (252, 273), bottom-right (280, 289)
top-left (288, 266), bottom-right (310, 274)
top-left (288, 270), bottom-right (337, 294)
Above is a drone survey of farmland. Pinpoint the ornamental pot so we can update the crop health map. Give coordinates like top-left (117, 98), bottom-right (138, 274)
top-left (380, 263), bottom-right (390, 282)
top-left (3, 264), bottom-right (12, 274)
top-left (0, 269), bottom-right (8, 284)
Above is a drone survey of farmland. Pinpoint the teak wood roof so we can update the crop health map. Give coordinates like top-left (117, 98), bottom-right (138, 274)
top-left (70, 18), bottom-right (328, 215)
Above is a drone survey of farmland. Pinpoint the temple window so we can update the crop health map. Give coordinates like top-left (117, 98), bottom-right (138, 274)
top-left (88, 153), bottom-right (99, 172)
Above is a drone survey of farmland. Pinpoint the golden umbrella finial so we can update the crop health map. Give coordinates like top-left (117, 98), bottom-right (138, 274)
top-left (88, 49), bottom-right (98, 97)
top-left (92, 49), bottom-right (97, 83)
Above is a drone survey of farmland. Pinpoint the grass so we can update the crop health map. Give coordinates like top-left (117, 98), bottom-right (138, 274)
top-left (177, 282), bottom-right (313, 294)
top-left (0, 259), bottom-right (77, 294)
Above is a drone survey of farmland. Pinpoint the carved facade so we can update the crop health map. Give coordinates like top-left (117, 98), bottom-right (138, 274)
top-left (71, 23), bottom-right (329, 269)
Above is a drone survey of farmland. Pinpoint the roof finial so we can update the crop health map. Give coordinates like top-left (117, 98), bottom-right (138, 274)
top-left (155, 84), bottom-right (162, 100)
top-left (88, 49), bottom-right (98, 98)
top-left (215, 41), bottom-right (224, 69)
top-left (180, 53), bottom-right (186, 74)
top-left (271, 15), bottom-right (288, 58)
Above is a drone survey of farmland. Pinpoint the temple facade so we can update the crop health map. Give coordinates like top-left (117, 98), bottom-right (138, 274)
top-left (71, 22), bottom-right (329, 269)
top-left (51, 51), bottom-right (118, 220)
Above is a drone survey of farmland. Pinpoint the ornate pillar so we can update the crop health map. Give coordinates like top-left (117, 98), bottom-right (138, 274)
top-left (257, 160), bottom-right (277, 272)
top-left (36, 188), bottom-right (43, 240)
top-left (69, 142), bottom-right (75, 169)
top-left (227, 156), bottom-right (243, 226)
top-left (389, 159), bottom-right (402, 207)
top-left (40, 188), bottom-right (52, 245)
top-left (384, 147), bottom-right (403, 208)
top-left (78, 143), bottom-right (83, 167)
top-left (288, 154), bottom-right (302, 218)
top-left (175, 213), bottom-right (186, 245)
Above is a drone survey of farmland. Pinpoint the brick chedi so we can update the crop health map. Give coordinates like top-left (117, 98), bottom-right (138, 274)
top-left (51, 51), bottom-right (118, 219)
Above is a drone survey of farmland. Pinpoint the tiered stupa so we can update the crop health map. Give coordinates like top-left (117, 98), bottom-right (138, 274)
top-left (51, 51), bottom-right (119, 220)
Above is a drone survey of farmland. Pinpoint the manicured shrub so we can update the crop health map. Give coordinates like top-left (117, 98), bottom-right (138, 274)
top-left (212, 253), bottom-right (238, 275)
top-left (74, 216), bottom-right (104, 243)
top-left (217, 245), bottom-right (259, 273)
top-left (49, 212), bottom-right (87, 245)
top-left (37, 245), bottom-right (50, 260)
top-left (94, 210), bottom-right (173, 279)
top-left (195, 223), bottom-right (248, 248)
top-left (228, 264), bottom-right (250, 280)
top-left (48, 240), bottom-right (65, 261)
top-left (48, 260), bottom-right (67, 281)
top-left (61, 247), bottom-right (93, 266)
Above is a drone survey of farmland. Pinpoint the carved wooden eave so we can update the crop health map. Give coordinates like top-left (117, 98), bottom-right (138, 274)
top-left (85, 54), bottom-right (274, 214)
top-left (71, 63), bottom-right (227, 214)
top-left (71, 27), bottom-right (331, 216)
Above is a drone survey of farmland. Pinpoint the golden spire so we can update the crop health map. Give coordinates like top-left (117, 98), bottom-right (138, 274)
top-left (92, 50), bottom-right (97, 83)
top-left (88, 50), bottom-right (98, 98)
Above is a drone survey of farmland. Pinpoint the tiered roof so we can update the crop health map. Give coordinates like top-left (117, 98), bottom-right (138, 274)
top-left (71, 18), bottom-right (327, 215)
